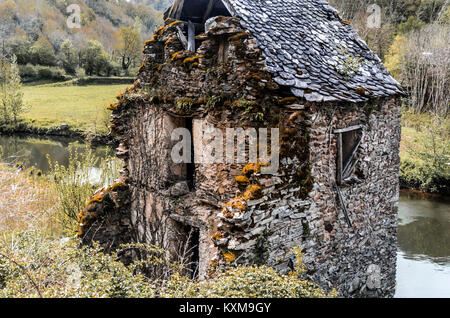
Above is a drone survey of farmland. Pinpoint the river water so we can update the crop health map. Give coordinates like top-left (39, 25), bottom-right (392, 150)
top-left (0, 135), bottom-right (449, 297)
top-left (0, 135), bottom-right (113, 172)
top-left (395, 193), bottom-right (450, 298)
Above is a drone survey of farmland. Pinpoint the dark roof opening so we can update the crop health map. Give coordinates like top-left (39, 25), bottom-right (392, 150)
top-left (165, 0), bottom-right (231, 24)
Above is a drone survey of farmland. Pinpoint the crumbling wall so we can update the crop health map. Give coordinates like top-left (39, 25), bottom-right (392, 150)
top-left (80, 16), bottom-right (401, 297)
top-left (211, 96), bottom-right (401, 298)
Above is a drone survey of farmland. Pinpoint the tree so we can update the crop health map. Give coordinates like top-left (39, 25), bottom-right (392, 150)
top-left (59, 40), bottom-right (78, 75)
top-left (115, 26), bottom-right (142, 72)
top-left (80, 40), bottom-right (110, 76)
top-left (0, 55), bottom-right (26, 125)
top-left (8, 30), bottom-right (32, 65)
top-left (398, 16), bottom-right (426, 34)
top-left (385, 23), bottom-right (449, 116)
top-left (30, 37), bottom-right (57, 66)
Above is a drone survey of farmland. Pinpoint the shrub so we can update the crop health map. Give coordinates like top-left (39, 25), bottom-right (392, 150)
top-left (19, 64), bottom-right (37, 79)
top-left (0, 230), bottom-right (336, 298)
top-left (47, 144), bottom-right (121, 234)
top-left (160, 248), bottom-right (336, 298)
top-left (36, 66), bottom-right (66, 81)
top-left (400, 110), bottom-right (450, 195)
top-left (0, 231), bottom-right (156, 298)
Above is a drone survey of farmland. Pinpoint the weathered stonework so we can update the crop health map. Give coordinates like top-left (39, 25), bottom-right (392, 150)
top-left (80, 12), bottom-right (402, 298)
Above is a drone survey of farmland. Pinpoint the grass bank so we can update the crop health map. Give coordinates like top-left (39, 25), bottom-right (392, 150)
top-left (21, 83), bottom-right (129, 135)
top-left (400, 110), bottom-right (449, 196)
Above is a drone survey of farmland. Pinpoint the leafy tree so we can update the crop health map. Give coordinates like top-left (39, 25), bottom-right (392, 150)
top-left (80, 40), bottom-right (110, 76)
top-left (6, 28), bottom-right (32, 65)
top-left (0, 55), bottom-right (26, 125)
top-left (115, 26), bottom-right (142, 71)
top-left (30, 37), bottom-right (57, 66)
top-left (59, 40), bottom-right (78, 75)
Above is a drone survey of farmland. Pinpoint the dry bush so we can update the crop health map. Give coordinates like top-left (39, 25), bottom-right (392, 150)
top-left (0, 164), bottom-right (59, 236)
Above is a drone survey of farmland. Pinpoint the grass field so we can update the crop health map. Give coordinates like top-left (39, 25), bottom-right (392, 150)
top-left (22, 84), bottom-right (130, 134)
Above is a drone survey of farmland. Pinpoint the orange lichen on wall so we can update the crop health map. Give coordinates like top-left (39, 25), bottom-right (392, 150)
top-left (222, 196), bottom-right (248, 218)
top-left (107, 102), bottom-right (120, 111)
top-left (77, 180), bottom-right (127, 237)
top-left (212, 231), bottom-right (226, 240)
top-left (242, 161), bottom-right (269, 177)
top-left (171, 51), bottom-right (184, 62)
top-left (243, 185), bottom-right (263, 200)
top-left (166, 20), bottom-right (181, 28)
top-left (234, 175), bottom-right (250, 186)
top-left (165, 38), bottom-right (175, 46)
top-left (229, 31), bottom-right (248, 42)
top-left (222, 250), bottom-right (236, 263)
top-left (116, 90), bottom-right (126, 100)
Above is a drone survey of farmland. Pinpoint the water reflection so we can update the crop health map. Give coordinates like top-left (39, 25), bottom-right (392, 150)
top-left (396, 193), bottom-right (450, 298)
top-left (0, 135), bottom-right (113, 174)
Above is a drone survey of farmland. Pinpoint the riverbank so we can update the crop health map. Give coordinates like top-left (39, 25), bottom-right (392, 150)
top-left (0, 82), bottom-right (129, 146)
top-left (399, 111), bottom-right (449, 196)
top-left (0, 123), bottom-right (115, 146)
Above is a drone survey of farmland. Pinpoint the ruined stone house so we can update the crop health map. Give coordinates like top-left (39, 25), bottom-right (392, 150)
top-left (79, 0), bottom-right (404, 297)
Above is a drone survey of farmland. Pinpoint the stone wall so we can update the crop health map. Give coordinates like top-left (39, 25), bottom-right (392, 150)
top-left (79, 16), bottom-right (402, 297)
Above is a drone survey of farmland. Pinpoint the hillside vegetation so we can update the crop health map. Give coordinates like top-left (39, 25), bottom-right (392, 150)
top-left (0, 0), bottom-right (165, 78)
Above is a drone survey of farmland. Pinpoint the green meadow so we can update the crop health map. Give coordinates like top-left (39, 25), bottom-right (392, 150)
top-left (22, 84), bottom-right (130, 134)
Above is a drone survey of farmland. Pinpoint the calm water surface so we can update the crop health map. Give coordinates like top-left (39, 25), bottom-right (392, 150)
top-left (396, 193), bottom-right (450, 298)
top-left (0, 135), bottom-right (112, 173)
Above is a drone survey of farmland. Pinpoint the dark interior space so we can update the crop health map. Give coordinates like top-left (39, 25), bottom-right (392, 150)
top-left (185, 117), bottom-right (196, 190)
top-left (175, 222), bottom-right (200, 279)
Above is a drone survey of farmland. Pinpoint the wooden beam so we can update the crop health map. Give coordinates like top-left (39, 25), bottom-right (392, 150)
top-left (333, 125), bottom-right (363, 134)
top-left (176, 25), bottom-right (188, 50)
top-left (336, 132), bottom-right (343, 185)
top-left (188, 20), bottom-right (196, 52)
top-left (334, 183), bottom-right (353, 227)
top-left (342, 134), bottom-right (363, 178)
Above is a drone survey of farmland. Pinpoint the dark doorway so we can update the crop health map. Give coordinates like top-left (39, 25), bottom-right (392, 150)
top-left (176, 222), bottom-right (200, 279)
top-left (185, 117), bottom-right (195, 190)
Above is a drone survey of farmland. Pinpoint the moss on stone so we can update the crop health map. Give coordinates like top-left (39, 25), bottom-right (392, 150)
top-left (243, 184), bottom-right (263, 200)
top-left (223, 197), bottom-right (248, 218)
top-left (222, 250), bottom-right (236, 263)
top-left (229, 32), bottom-right (248, 42)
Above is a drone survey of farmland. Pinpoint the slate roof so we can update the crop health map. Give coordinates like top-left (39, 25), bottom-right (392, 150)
top-left (169, 0), bottom-right (405, 103)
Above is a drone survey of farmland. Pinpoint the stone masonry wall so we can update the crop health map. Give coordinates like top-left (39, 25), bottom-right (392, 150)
top-left (79, 16), bottom-right (402, 297)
